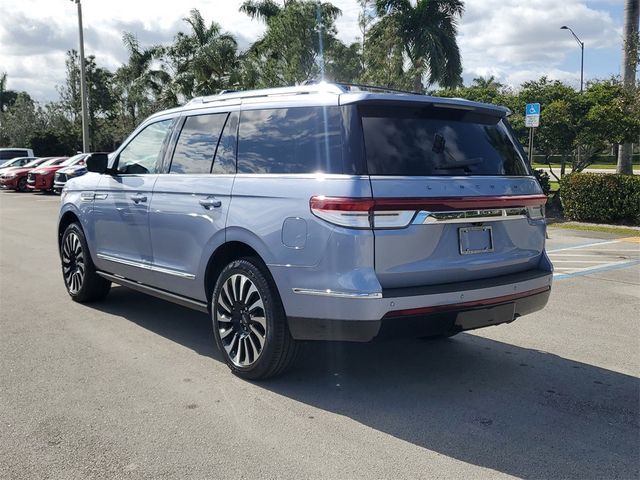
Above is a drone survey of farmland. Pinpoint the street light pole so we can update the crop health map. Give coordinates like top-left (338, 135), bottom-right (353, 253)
top-left (72, 0), bottom-right (90, 152)
top-left (560, 26), bottom-right (584, 92)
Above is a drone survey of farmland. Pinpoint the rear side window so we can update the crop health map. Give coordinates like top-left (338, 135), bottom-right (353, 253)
top-left (360, 105), bottom-right (529, 176)
top-left (237, 106), bottom-right (342, 174)
top-left (170, 113), bottom-right (228, 174)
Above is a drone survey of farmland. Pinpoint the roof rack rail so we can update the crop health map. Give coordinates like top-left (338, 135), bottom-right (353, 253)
top-left (334, 82), bottom-right (422, 96)
top-left (186, 83), bottom-right (344, 105)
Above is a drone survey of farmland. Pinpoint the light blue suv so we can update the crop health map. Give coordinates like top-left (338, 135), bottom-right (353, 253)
top-left (58, 83), bottom-right (552, 379)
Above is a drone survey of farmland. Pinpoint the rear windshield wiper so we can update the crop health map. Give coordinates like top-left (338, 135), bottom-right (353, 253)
top-left (431, 133), bottom-right (483, 171)
top-left (433, 157), bottom-right (483, 170)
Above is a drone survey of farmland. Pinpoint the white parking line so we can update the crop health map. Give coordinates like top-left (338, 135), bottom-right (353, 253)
top-left (549, 238), bottom-right (640, 279)
top-left (548, 253), bottom-right (633, 257)
top-left (547, 240), bottom-right (621, 252)
top-left (552, 260), bottom-right (619, 263)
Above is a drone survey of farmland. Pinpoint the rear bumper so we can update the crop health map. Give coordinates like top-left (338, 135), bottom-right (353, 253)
top-left (286, 268), bottom-right (552, 342)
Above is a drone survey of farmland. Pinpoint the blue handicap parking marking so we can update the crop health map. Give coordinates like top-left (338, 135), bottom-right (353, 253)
top-left (525, 103), bottom-right (540, 116)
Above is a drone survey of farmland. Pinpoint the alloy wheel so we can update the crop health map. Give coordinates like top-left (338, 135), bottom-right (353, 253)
top-left (215, 273), bottom-right (267, 367)
top-left (62, 232), bottom-right (85, 294)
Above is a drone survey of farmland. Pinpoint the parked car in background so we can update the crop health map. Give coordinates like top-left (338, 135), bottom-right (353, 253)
top-left (0, 148), bottom-right (35, 161)
top-left (0, 157), bottom-right (36, 172)
top-left (26, 156), bottom-right (75, 193)
top-left (53, 154), bottom-right (90, 194)
top-left (0, 157), bottom-right (51, 192)
top-left (58, 83), bottom-right (552, 380)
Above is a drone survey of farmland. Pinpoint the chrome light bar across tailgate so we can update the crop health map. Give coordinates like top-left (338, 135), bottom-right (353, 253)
top-left (413, 207), bottom-right (529, 224)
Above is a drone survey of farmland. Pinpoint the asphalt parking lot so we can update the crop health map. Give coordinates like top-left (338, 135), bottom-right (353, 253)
top-left (1, 191), bottom-right (638, 480)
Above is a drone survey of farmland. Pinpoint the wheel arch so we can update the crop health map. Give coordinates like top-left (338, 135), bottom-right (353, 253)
top-left (58, 210), bottom-right (81, 249)
top-left (204, 241), bottom-right (265, 304)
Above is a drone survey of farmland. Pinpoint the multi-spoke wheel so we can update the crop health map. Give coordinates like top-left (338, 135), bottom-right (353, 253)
top-left (216, 273), bottom-right (267, 367)
top-left (212, 258), bottom-right (298, 380)
top-left (60, 222), bottom-right (111, 302)
top-left (62, 231), bottom-right (85, 294)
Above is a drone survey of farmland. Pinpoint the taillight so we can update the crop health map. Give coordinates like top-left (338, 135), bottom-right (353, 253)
top-left (527, 205), bottom-right (545, 220)
top-left (309, 196), bottom-right (414, 229)
top-left (310, 195), bottom-right (547, 229)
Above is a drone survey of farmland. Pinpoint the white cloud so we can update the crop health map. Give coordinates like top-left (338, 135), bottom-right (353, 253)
top-left (458, 0), bottom-right (621, 87)
top-left (0, 0), bottom-right (624, 102)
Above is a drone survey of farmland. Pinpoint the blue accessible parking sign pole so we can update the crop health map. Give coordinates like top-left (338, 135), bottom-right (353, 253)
top-left (525, 103), bottom-right (541, 164)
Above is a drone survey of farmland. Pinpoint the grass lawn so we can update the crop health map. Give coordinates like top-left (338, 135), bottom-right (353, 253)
top-left (548, 222), bottom-right (640, 237)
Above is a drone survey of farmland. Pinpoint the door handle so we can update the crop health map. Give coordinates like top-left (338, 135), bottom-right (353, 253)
top-left (131, 194), bottom-right (147, 204)
top-left (199, 197), bottom-right (222, 210)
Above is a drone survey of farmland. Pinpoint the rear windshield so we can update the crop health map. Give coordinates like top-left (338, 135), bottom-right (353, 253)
top-left (360, 105), bottom-right (529, 176)
top-left (40, 158), bottom-right (67, 167)
top-left (24, 158), bottom-right (47, 168)
top-left (61, 154), bottom-right (86, 167)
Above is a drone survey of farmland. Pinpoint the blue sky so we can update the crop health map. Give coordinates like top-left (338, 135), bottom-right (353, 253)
top-left (0, 0), bottom-right (632, 102)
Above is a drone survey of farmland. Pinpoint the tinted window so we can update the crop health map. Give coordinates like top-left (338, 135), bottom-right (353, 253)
top-left (360, 105), bottom-right (529, 176)
top-left (212, 111), bottom-right (238, 174)
top-left (117, 119), bottom-right (173, 174)
top-left (40, 158), bottom-right (68, 167)
top-left (24, 158), bottom-right (47, 168)
top-left (0, 150), bottom-right (27, 160)
top-left (170, 113), bottom-right (228, 174)
top-left (237, 107), bottom-right (342, 174)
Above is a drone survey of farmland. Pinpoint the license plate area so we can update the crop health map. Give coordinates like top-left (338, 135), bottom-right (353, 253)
top-left (455, 303), bottom-right (516, 330)
top-left (459, 226), bottom-right (493, 255)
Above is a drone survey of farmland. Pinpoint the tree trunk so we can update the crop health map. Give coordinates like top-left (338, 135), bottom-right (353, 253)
top-left (413, 72), bottom-right (423, 93)
top-left (617, 0), bottom-right (639, 175)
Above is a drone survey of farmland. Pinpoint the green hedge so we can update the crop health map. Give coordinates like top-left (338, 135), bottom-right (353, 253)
top-left (559, 173), bottom-right (640, 225)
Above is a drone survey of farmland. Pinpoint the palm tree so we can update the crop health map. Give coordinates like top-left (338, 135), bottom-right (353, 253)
top-left (115, 33), bottom-right (170, 126)
top-left (164, 9), bottom-right (239, 101)
top-left (472, 75), bottom-right (503, 90)
top-left (240, 0), bottom-right (283, 22)
top-left (0, 72), bottom-right (18, 112)
top-left (374, 0), bottom-right (464, 91)
top-left (239, 1), bottom-right (342, 86)
top-left (183, 9), bottom-right (238, 96)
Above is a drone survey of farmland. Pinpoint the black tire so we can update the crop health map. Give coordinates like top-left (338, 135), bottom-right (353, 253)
top-left (16, 177), bottom-right (27, 192)
top-left (60, 222), bottom-right (111, 303)
top-left (211, 257), bottom-right (298, 380)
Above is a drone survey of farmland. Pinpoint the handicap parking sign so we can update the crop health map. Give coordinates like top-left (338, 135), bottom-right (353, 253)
top-left (526, 103), bottom-right (541, 116)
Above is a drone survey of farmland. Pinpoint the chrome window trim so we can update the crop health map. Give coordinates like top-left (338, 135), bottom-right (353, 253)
top-left (292, 288), bottom-right (382, 299)
top-left (234, 173), bottom-right (370, 180)
top-left (97, 253), bottom-right (196, 280)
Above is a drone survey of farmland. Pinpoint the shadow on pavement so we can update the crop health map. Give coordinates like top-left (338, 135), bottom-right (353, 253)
top-left (97, 286), bottom-right (639, 479)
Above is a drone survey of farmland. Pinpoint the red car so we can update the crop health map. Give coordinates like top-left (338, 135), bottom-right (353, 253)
top-left (0, 157), bottom-right (53, 192)
top-left (26, 157), bottom-right (76, 192)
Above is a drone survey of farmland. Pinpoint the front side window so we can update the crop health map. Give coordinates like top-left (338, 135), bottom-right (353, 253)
top-left (117, 119), bottom-right (173, 174)
top-left (170, 113), bottom-right (228, 174)
top-left (360, 105), bottom-right (529, 176)
top-left (237, 106), bottom-right (343, 174)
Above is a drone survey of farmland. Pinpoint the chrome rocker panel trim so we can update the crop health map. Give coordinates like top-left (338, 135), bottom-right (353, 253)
top-left (97, 253), bottom-right (196, 279)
